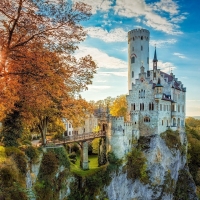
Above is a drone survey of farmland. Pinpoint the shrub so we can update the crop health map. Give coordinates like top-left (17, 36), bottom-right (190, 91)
top-left (160, 129), bottom-right (181, 149)
top-left (47, 147), bottom-right (70, 169)
top-left (125, 147), bottom-right (148, 183)
top-left (25, 146), bottom-right (39, 162)
top-left (39, 151), bottom-right (59, 177)
top-left (0, 167), bottom-right (27, 200)
top-left (5, 147), bottom-right (27, 175)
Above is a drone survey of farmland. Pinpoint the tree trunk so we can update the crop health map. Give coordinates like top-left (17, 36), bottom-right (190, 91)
top-left (38, 116), bottom-right (48, 145)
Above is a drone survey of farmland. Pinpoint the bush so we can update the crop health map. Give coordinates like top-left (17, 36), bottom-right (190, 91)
top-left (47, 147), bottom-right (70, 169)
top-left (0, 167), bottom-right (27, 200)
top-left (125, 148), bottom-right (148, 183)
top-left (39, 151), bottom-right (59, 177)
top-left (5, 147), bottom-right (27, 175)
top-left (160, 129), bottom-right (181, 149)
top-left (25, 146), bottom-right (39, 162)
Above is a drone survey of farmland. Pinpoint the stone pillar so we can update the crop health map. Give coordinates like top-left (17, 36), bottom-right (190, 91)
top-left (98, 137), bottom-right (107, 166)
top-left (81, 141), bottom-right (89, 170)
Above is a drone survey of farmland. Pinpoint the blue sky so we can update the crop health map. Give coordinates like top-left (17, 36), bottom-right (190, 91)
top-left (73, 0), bottom-right (200, 116)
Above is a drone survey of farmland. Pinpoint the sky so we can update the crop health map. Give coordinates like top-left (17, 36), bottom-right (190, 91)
top-left (73, 0), bottom-right (200, 117)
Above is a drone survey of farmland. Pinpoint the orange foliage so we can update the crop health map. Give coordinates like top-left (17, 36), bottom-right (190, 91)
top-left (0, 0), bottom-right (97, 143)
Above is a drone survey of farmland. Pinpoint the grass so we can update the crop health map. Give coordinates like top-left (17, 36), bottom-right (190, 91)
top-left (70, 154), bottom-right (106, 177)
top-left (0, 146), bottom-right (6, 164)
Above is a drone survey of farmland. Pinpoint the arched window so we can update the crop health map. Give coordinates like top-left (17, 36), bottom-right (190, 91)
top-left (144, 117), bottom-right (150, 122)
top-left (173, 118), bottom-right (176, 126)
top-left (131, 57), bottom-right (135, 63)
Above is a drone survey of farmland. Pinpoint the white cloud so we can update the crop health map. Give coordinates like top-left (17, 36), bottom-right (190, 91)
top-left (85, 27), bottom-right (127, 42)
top-left (99, 71), bottom-right (127, 77)
top-left (150, 39), bottom-right (177, 47)
top-left (157, 61), bottom-right (176, 72)
top-left (87, 85), bottom-right (111, 90)
top-left (72, 0), bottom-right (112, 14)
top-left (173, 52), bottom-right (186, 59)
top-left (170, 15), bottom-right (187, 23)
top-left (150, 0), bottom-right (179, 16)
top-left (114, 0), bottom-right (184, 35)
top-left (75, 46), bottom-right (127, 69)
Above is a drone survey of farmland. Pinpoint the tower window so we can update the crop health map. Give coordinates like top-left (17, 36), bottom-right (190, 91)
top-left (131, 57), bottom-right (135, 63)
top-left (141, 36), bottom-right (143, 40)
top-left (147, 57), bottom-right (149, 64)
top-left (133, 37), bottom-right (135, 41)
top-left (132, 71), bottom-right (134, 78)
top-left (141, 46), bottom-right (143, 51)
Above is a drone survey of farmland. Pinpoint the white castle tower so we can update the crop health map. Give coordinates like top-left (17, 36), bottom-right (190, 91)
top-left (128, 29), bottom-right (150, 90)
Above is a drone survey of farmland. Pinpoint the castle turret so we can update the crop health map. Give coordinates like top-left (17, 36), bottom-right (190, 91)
top-left (153, 46), bottom-right (158, 70)
top-left (128, 29), bottom-right (150, 90)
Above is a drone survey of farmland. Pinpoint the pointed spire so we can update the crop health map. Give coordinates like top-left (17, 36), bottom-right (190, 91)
top-left (153, 45), bottom-right (158, 62)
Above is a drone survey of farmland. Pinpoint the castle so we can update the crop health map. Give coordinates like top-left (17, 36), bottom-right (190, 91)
top-left (107, 28), bottom-right (186, 158)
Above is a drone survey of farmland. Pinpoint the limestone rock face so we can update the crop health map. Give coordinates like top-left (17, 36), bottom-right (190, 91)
top-left (105, 133), bottom-right (198, 200)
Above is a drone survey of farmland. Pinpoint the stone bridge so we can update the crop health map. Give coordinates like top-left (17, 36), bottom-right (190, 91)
top-left (54, 131), bottom-right (106, 170)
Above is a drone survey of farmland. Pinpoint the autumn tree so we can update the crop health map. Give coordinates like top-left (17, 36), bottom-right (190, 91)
top-left (109, 95), bottom-right (127, 120)
top-left (0, 0), bottom-right (97, 144)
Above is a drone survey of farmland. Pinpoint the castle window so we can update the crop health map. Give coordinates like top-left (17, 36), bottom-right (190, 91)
top-left (178, 105), bottom-right (180, 112)
top-left (149, 103), bottom-right (151, 110)
top-left (140, 103), bottom-right (144, 111)
top-left (147, 57), bottom-right (149, 64)
top-left (135, 122), bottom-right (136, 124)
top-left (182, 105), bottom-right (184, 112)
top-left (173, 118), bottom-right (176, 126)
top-left (133, 37), bottom-right (135, 41)
top-left (141, 45), bottom-right (143, 51)
top-left (139, 90), bottom-right (141, 98)
top-left (162, 120), bottom-right (163, 126)
top-left (160, 104), bottom-right (162, 111)
top-left (141, 36), bottom-right (143, 40)
top-left (152, 103), bottom-right (154, 111)
top-left (144, 117), bottom-right (150, 122)
top-left (132, 71), bottom-right (134, 78)
top-left (154, 72), bottom-right (156, 78)
top-left (134, 103), bottom-right (135, 110)
top-left (131, 56), bottom-right (135, 63)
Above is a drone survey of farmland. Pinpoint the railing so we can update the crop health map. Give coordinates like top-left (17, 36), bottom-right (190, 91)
top-left (60, 131), bottom-right (106, 144)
